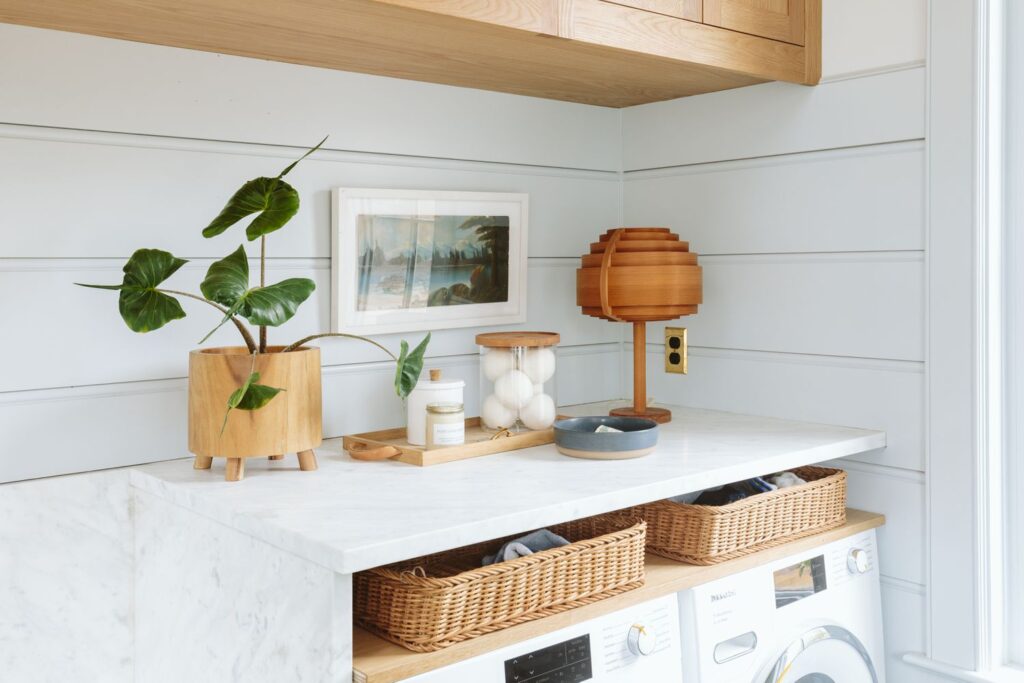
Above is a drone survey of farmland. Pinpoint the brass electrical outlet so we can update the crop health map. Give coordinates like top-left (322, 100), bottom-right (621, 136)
top-left (665, 327), bottom-right (688, 374)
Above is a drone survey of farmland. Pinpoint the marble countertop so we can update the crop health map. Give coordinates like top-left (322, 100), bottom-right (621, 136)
top-left (130, 402), bottom-right (885, 574)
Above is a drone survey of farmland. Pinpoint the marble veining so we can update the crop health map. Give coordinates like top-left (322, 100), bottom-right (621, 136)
top-left (130, 402), bottom-right (886, 573)
top-left (134, 489), bottom-right (344, 683)
top-left (0, 469), bottom-right (133, 682)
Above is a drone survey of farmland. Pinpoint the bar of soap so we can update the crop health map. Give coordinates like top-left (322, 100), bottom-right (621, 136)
top-left (594, 424), bottom-right (623, 433)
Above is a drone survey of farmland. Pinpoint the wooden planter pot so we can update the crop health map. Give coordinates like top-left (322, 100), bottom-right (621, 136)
top-left (188, 346), bottom-right (323, 481)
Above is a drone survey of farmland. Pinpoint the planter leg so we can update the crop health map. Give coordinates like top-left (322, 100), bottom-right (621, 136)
top-left (225, 458), bottom-right (245, 482)
top-left (193, 455), bottom-right (213, 470)
top-left (296, 450), bottom-right (318, 471)
top-left (268, 454), bottom-right (284, 461)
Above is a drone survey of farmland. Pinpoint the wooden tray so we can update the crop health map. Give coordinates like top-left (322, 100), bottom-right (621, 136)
top-left (343, 418), bottom-right (555, 466)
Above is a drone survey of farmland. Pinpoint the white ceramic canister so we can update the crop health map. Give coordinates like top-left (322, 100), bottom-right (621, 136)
top-left (406, 369), bottom-right (465, 446)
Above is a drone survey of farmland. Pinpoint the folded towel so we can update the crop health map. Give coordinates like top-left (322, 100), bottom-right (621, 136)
top-left (482, 529), bottom-right (570, 566)
top-left (668, 490), bottom-right (706, 504)
top-left (771, 471), bottom-right (807, 488)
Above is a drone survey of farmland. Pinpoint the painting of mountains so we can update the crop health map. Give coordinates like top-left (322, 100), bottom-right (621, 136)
top-left (356, 214), bottom-right (510, 312)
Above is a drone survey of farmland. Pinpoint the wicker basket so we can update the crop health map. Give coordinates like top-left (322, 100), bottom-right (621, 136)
top-left (639, 466), bottom-right (847, 565)
top-left (354, 512), bottom-right (646, 652)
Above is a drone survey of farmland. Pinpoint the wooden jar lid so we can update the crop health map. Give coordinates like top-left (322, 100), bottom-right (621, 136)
top-left (475, 331), bottom-right (561, 348)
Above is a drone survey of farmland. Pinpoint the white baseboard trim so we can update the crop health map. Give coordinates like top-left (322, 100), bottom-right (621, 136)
top-left (903, 655), bottom-right (1024, 683)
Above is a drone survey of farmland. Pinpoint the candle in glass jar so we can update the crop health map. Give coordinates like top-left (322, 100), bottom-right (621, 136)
top-left (425, 402), bottom-right (465, 449)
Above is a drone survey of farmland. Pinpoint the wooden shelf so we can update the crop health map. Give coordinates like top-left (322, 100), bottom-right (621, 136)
top-left (352, 508), bottom-right (884, 683)
top-left (0, 0), bottom-right (820, 107)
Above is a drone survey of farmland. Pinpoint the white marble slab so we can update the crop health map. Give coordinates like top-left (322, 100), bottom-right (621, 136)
top-left (130, 402), bottom-right (886, 573)
top-left (135, 489), bottom-right (350, 683)
top-left (0, 469), bottom-right (133, 682)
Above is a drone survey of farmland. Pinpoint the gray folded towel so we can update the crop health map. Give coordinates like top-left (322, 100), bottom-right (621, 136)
top-left (482, 529), bottom-right (570, 566)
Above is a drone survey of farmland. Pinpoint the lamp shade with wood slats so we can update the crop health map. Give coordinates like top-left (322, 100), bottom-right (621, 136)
top-left (576, 227), bottom-right (702, 423)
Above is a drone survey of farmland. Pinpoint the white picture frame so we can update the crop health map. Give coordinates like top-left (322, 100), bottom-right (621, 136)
top-left (331, 188), bottom-right (529, 335)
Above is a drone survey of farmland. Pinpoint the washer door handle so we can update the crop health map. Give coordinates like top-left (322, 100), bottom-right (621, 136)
top-left (714, 631), bottom-right (758, 664)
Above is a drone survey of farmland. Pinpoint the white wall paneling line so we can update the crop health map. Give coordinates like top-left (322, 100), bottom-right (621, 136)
top-left (697, 251), bottom-right (924, 264)
top-left (622, 66), bottom-right (926, 171)
top-left (628, 345), bottom-right (924, 472)
top-left (0, 123), bottom-right (621, 179)
top-left (2, 259), bottom-right (616, 392)
top-left (819, 60), bottom-right (927, 84)
top-left (0, 25), bottom-right (621, 172)
top-left (881, 574), bottom-right (927, 597)
top-left (623, 139), bottom-right (924, 179)
top-left (0, 133), bottom-right (621, 259)
top-left (642, 253), bottom-right (924, 362)
top-left (0, 345), bottom-right (625, 483)
top-left (623, 141), bottom-right (924, 255)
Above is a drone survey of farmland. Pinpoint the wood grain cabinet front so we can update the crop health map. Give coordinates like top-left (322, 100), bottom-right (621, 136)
top-left (603, 0), bottom-right (702, 22)
top-left (704, 0), bottom-right (806, 45)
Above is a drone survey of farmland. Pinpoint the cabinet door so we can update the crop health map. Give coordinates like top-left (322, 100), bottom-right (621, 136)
top-left (703, 0), bottom-right (804, 44)
top-left (604, 0), bottom-right (701, 22)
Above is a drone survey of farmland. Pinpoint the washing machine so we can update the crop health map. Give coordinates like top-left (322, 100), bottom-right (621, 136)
top-left (402, 594), bottom-right (682, 682)
top-left (679, 529), bottom-right (885, 683)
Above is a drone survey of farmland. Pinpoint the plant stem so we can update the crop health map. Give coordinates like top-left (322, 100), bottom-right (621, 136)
top-left (159, 289), bottom-right (257, 353)
top-left (282, 333), bottom-right (397, 360)
top-left (259, 236), bottom-right (267, 353)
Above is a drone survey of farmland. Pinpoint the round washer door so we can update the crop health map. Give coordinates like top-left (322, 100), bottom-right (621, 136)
top-left (761, 625), bottom-right (878, 683)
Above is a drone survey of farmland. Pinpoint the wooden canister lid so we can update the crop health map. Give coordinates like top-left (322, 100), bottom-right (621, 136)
top-left (475, 331), bottom-right (561, 348)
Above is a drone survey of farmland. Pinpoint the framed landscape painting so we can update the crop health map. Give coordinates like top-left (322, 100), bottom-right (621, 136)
top-left (332, 189), bottom-right (528, 335)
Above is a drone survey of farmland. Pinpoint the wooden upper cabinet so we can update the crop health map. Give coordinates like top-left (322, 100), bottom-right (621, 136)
top-left (0, 0), bottom-right (820, 107)
top-left (704, 0), bottom-right (805, 45)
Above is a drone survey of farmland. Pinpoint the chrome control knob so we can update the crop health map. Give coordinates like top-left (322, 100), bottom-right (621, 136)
top-left (847, 548), bottom-right (869, 574)
top-left (627, 623), bottom-right (656, 656)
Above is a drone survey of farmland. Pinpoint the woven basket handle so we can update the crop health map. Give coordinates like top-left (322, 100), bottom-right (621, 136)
top-left (599, 228), bottom-right (625, 322)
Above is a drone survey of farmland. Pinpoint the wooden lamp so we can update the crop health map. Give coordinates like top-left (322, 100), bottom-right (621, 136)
top-left (576, 227), bottom-right (702, 423)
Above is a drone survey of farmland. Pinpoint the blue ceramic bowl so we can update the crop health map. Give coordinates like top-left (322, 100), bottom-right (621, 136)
top-left (553, 416), bottom-right (659, 460)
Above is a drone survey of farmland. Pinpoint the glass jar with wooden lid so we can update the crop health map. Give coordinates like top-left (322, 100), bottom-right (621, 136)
top-left (476, 331), bottom-right (560, 432)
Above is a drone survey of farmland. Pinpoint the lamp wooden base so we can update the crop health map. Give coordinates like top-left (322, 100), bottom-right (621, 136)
top-left (192, 450), bottom-right (319, 482)
top-left (609, 406), bottom-right (672, 424)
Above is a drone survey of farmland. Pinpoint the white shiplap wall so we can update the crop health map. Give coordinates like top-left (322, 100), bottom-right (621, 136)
top-left (620, 2), bottom-right (934, 680)
top-left (0, 24), bottom-right (624, 483)
top-left (0, 23), bottom-right (623, 681)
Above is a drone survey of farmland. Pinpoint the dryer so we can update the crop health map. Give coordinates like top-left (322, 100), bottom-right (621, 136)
top-left (679, 529), bottom-right (885, 683)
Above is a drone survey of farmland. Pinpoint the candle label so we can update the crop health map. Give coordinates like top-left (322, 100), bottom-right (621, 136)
top-left (432, 422), bottom-right (465, 446)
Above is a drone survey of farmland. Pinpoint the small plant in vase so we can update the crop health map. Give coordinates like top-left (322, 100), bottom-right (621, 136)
top-left (79, 138), bottom-right (430, 481)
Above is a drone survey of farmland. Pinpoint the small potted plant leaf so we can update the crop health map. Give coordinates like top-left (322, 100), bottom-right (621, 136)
top-left (78, 138), bottom-right (430, 481)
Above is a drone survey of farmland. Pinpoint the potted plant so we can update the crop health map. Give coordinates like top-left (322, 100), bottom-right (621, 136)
top-left (79, 138), bottom-right (429, 481)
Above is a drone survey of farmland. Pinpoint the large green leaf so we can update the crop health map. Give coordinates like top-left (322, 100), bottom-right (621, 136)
top-left (202, 176), bottom-right (300, 241)
top-left (394, 332), bottom-right (431, 398)
top-left (201, 137), bottom-right (327, 241)
top-left (200, 244), bottom-right (249, 307)
top-left (221, 370), bottom-right (285, 433)
top-left (76, 248), bottom-right (188, 333)
top-left (239, 278), bottom-right (316, 327)
top-left (197, 246), bottom-right (314, 343)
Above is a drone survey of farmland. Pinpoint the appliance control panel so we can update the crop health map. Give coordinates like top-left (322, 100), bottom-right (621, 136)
top-left (406, 594), bottom-right (681, 682)
top-left (504, 635), bottom-right (593, 683)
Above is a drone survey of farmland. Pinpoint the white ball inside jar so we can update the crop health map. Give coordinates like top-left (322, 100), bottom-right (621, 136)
top-left (481, 394), bottom-right (516, 430)
top-left (520, 393), bottom-right (556, 430)
top-left (494, 369), bottom-right (533, 409)
top-left (522, 347), bottom-right (556, 384)
top-left (481, 348), bottom-right (514, 381)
